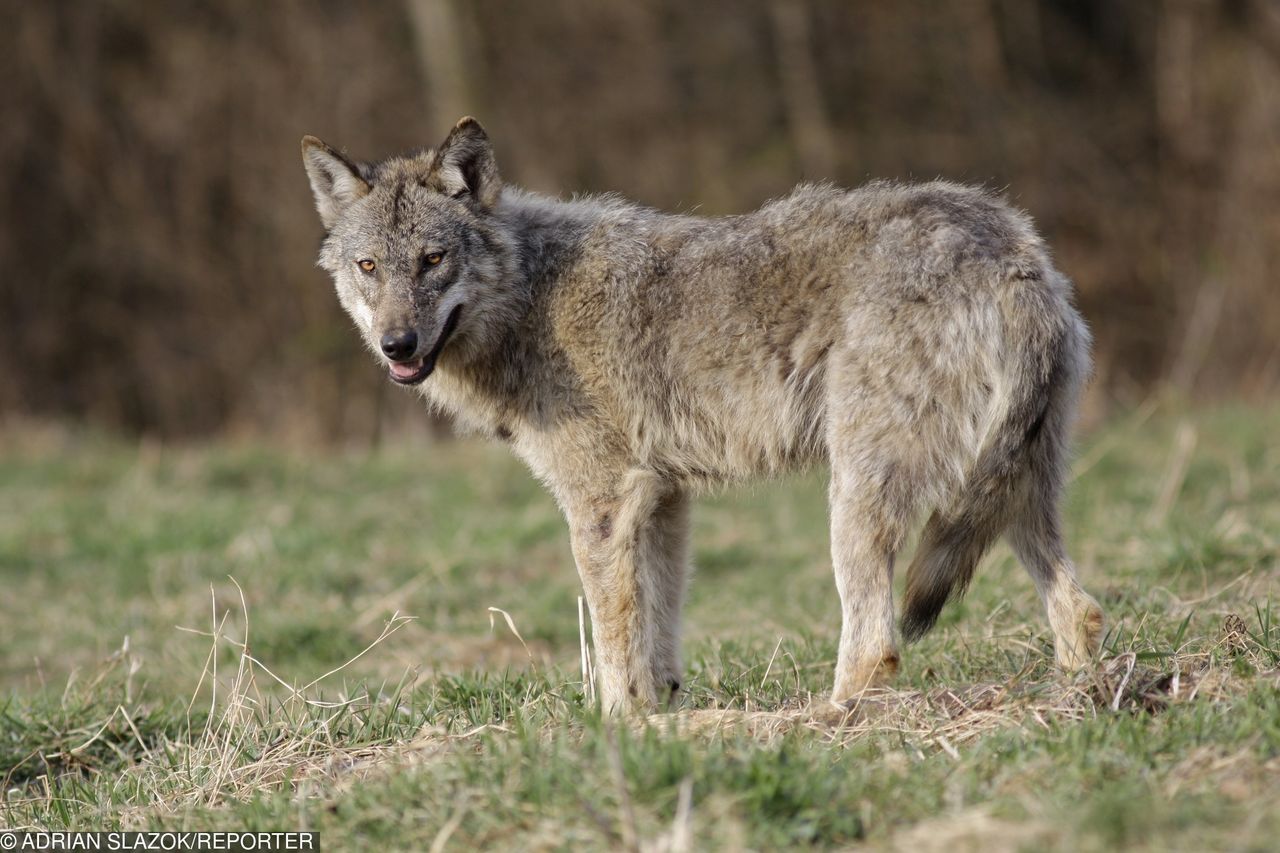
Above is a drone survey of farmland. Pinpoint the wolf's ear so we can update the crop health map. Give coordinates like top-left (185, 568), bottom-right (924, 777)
top-left (301, 136), bottom-right (371, 230)
top-left (427, 117), bottom-right (501, 209)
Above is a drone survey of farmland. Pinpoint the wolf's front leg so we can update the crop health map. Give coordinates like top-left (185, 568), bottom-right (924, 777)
top-left (642, 486), bottom-right (691, 698)
top-left (567, 470), bottom-right (690, 713)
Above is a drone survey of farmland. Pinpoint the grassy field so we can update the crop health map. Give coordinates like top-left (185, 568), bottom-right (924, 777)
top-left (1, 402), bottom-right (1278, 850)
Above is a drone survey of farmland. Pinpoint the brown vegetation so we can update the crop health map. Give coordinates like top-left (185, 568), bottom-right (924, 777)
top-left (2, 0), bottom-right (1277, 439)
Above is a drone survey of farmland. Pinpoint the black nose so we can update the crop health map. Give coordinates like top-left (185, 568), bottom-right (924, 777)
top-left (380, 329), bottom-right (418, 361)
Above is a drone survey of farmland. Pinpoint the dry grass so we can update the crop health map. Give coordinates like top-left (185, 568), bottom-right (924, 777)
top-left (2, 402), bottom-right (1279, 848)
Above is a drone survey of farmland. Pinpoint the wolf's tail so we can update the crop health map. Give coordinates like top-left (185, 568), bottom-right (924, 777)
top-left (900, 275), bottom-right (1087, 643)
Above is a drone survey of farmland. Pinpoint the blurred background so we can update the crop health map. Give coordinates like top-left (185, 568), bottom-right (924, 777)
top-left (2, 0), bottom-right (1277, 443)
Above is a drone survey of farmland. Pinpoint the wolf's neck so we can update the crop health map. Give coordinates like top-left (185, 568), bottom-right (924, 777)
top-left (496, 187), bottom-right (614, 286)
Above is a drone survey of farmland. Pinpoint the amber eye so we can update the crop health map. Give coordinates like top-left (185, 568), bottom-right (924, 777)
top-left (357, 259), bottom-right (376, 273)
top-left (424, 251), bottom-right (445, 267)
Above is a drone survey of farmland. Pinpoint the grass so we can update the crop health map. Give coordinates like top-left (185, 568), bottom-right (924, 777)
top-left (0, 401), bottom-right (1278, 849)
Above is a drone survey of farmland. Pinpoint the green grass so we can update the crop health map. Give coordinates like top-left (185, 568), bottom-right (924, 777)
top-left (1, 402), bottom-right (1278, 849)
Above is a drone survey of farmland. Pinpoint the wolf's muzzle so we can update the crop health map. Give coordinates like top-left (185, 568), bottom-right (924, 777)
top-left (385, 305), bottom-right (462, 386)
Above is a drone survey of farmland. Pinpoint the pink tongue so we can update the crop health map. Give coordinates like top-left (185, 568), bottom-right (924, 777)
top-left (390, 358), bottom-right (424, 378)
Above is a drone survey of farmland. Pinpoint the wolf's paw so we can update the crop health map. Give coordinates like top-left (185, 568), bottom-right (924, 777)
top-left (1054, 594), bottom-right (1105, 671)
top-left (831, 651), bottom-right (900, 704)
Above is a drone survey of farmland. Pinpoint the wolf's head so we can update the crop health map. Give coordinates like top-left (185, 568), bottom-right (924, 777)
top-left (301, 118), bottom-right (520, 385)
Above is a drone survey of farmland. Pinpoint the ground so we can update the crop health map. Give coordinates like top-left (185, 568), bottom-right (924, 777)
top-left (0, 402), bottom-right (1278, 850)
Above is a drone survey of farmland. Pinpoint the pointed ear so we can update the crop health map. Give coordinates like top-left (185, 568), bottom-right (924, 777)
top-left (427, 117), bottom-right (501, 209)
top-left (301, 136), bottom-right (371, 230)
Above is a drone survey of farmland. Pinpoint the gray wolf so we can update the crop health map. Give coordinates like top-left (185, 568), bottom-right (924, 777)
top-left (301, 117), bottom-right (1104, 713)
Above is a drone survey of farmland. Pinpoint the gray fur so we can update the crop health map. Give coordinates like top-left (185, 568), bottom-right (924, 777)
top-left (302, 118), bottom-right (1105, 712)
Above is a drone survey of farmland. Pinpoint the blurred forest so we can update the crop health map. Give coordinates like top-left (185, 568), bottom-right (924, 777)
top-left (2, 0), bottom-right (1278, 441)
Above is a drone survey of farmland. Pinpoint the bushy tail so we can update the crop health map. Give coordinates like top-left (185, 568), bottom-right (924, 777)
top-left (900, 285), bottom-right (1079, 643)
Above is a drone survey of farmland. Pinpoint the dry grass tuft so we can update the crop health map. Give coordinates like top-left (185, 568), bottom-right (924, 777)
top-left (647, 649), bottom-right (1268, 752)
top-left (97, 583), bottom-right (446, 826)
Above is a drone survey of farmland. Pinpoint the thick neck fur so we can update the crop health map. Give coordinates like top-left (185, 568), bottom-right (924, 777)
top-left (499, 188), bottom-right (611, 283)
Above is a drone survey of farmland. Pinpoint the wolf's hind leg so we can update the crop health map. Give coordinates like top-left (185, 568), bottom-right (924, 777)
top-left (826, 452), bottom-right (919, 702)
top-left (1006, 406), bottom-right (1104, 670)
top-left (1007, 482), bottom-right (1104, 670)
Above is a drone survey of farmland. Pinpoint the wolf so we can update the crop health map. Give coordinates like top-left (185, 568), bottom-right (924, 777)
top-left (301, 117), bottom-right (1104, 713)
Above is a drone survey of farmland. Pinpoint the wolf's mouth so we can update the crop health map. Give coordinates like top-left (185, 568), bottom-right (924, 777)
top-left (387, 305), bottom-right (462, 386)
